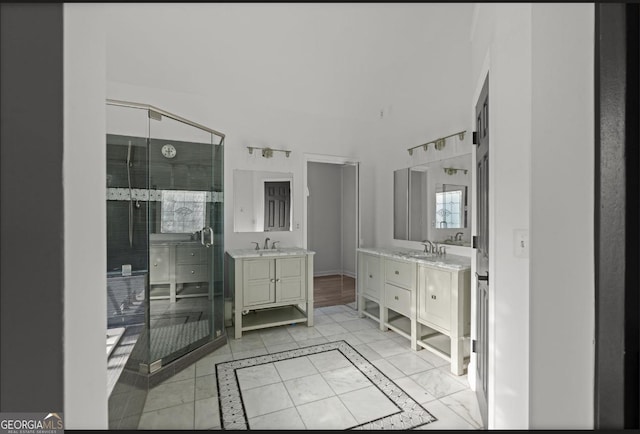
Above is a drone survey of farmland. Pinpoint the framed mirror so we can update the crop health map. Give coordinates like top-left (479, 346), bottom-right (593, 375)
top-left (233, 169), bottom-right (293, 232)
top-left (393, 153), bottom-right (472, 246)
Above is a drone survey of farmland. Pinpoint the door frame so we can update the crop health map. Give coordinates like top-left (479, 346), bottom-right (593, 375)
top-left (594, 3), bottom-right (640, 428)
top-left (303, 153), bottom-right (360, 308)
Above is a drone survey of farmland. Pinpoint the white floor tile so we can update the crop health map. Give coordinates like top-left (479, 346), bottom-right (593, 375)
top-left (314, 322), bottom-right (349, 336)
top-left (236, 363), bottom-right (281, 390)
top-left (296, 396), bottom-right (358, 429)
top-left (321, 365), bottom-right (371, 394)
top-left (274, 356), bottom-right (318, 381)
top-left (439, 389), bottom-right (483, 429)
top-left (287, 325), bottom-right (324, 341)
top-left (248, 407), bottom-right (306, 430)
top-left (195, 352), bottom-right (233, 377)
top-left (195, 373), bottom-right (218, 401)
top-left (138, 402), bottom-right (195, 430)
top-left (418, 399), bottom-right (477, 430)
top-left (371, 358), bottom-right (406, 380)
top-left (385, 351), bottom-right (435, 376)
top-left (340, 318), bottom-right (378, 332)
top-left (409, 368), bottom-right (467, 399)
top-left (266, 341), bottom-right (299, 353)
top-left (393, 376), bottom-right (438, 405)
top-left (366, 339), bottom-right (412, 358)
top-left (241, 382), bottom-right (294, 419)
top-left (338, 385), bottom-right (398, 424)
top-left (194, 396), bottom-right (220, 429)
top-left (308, 349), bottom-right (351, 372)
top-left (143, 378), bottom-right (195, 413)
top-left (284, 373), bottom-right (336, 405)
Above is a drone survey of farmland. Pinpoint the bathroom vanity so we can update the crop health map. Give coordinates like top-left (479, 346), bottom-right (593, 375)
top-left (149, 240), bottom-right (210, 302)
top-left (226, 247), bottom-right (315, 339)
top-left (357, 247), bottom-right (471, 375)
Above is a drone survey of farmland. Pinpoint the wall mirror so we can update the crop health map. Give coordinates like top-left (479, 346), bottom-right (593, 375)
top-left (393, 153), bottom-right (472, 246)
top-left (234, 169), bottom-right (293, 232)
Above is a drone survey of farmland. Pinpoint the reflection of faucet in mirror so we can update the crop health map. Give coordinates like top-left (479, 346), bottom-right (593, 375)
top-left (455, 232), bottom-right (464, 241)
top-left (271, 241), bottom-right (279, 250)
top-left (263, 237), bottom-right (270, 250)
top-left (251, 242), bottom-right (260, 250)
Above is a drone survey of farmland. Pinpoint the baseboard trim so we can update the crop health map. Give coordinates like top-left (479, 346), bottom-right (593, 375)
top-left (314, 270), bottom-right (356, 278)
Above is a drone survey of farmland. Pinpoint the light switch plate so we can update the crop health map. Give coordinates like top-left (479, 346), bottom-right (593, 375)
top-left (514, 229), bottom-right (528, 258)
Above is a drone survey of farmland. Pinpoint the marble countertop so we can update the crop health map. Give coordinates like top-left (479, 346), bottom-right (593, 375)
top-left (358, 247), bottom-right (471, 271)
top-left (226, 247), bottom-right (316, 259)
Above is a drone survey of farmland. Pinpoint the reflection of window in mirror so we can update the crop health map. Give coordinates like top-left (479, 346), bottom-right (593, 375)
top-left (435, 185), bottom-right (465, 229)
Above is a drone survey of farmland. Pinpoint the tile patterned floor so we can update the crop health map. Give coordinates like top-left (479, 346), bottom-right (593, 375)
top-left (137, 304), bottom-right (483, 430)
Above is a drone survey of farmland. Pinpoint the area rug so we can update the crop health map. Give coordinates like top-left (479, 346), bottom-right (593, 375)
top-left (216, 340), bottom-right (437, 430)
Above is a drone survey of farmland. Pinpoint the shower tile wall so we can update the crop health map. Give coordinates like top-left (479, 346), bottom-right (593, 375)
top-left (107, 134), bottom-right (149, 273)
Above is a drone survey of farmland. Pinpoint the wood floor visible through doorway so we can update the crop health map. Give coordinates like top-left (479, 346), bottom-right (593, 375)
top-left (313, 275), bottom-right (355, 308)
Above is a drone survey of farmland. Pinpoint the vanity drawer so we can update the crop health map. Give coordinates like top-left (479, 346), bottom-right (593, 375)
top-left (385, 258), bottom-right (416, 289)
top-left (385, 283), bottom-right (412, 317)
top-left (176, 264), bottom-right (207, 282)
top-left (176, 245), bottom-right (205, 264)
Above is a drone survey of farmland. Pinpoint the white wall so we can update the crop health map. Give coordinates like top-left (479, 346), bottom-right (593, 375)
top-left (63, 4), bottom-right (108, 429)
top-left (529, 4), bottom-right (594, 428)
top-left (469, 2), bottom-right (594, 429)
top-left (308, 162), bottom-right (342, 275)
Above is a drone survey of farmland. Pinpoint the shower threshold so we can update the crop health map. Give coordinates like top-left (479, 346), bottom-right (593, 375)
top-left (107, 327), bottom-right (126, 359)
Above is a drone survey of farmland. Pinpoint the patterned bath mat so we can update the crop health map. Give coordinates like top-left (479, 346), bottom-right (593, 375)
top-left (216, 340), bottom-right (437, 430)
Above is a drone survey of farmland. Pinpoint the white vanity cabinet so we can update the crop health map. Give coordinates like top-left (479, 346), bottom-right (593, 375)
top-left (357, 252), bottom-right (383, 324)
top-left (417, 265), bottom-right (471, 375)
top-left (382, 257), bottom-right (419, 350)
top-left (227, 248), bottom-right (315, 339)
top-left (357, 247), bottom-right (471, 375)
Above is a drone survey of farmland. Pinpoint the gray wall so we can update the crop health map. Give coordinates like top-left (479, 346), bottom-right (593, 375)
top-left (308, 162), bottom-right (357, 276)
top-left (308, 162), bottom-right (342, 275)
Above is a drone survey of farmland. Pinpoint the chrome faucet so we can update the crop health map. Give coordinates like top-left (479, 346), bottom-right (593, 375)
top-left (263, 237), bottom-right (270, 250)
top-left (421, 240), bottom-right (434, 253)
top-left (455, 232), bottom-right (464, 241)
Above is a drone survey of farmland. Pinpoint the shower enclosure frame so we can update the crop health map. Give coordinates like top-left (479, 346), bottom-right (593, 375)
top-left (106, 98), bottom-right (226, 375)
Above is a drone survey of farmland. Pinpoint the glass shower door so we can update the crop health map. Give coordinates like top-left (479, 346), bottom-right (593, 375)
top-left (147, 110), bottom-right (224, 367)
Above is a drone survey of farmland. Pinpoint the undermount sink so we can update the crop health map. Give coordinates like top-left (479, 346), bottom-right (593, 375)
top-left (443, 239), bottom-right (467, 246)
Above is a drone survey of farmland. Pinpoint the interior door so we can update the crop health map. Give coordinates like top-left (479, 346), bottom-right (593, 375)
top-left (475, 74), bottom-right (490, 428)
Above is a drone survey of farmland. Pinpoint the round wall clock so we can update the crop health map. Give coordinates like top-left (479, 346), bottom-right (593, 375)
top-left (161, 144), bottom-right (177, 159)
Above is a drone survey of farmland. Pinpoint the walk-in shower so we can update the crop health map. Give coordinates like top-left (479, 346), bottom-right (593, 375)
top-left (106, 100), bottom-right (225, 429)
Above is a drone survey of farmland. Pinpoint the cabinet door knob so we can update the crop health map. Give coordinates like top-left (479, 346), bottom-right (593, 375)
top-left (395, 270), bottom-right (399, 275)
top-left (276, 278), bottom-right (281, 282)
top-left (190, 252), bottom-right (195, 256)
top-left (431, 295), bottom-right (436, 299)
top-left (191, 270), bottom-right (195, 274)
top-left (394, 295), bottom-right (399, 300)
top-left (154, 263), bottom-right (157, 267)
top-left (270, 278), bottom-right (275, 283)
top-left (369, 274), bottom-right (373, 278)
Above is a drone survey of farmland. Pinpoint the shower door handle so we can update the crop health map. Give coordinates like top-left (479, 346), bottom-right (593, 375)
top-left (202, 226), bottom-right (214, 248)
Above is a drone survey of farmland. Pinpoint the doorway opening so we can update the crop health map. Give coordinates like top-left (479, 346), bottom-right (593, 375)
top-left (304, 156), bottom-right (359, 310)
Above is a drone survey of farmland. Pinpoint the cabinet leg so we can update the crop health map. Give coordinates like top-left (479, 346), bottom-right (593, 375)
top-left (451, 335), bottom-right (464, 376)
top-left (410, 320), bottom-right (419, 351)
top-left (170, 282), bottom-right (176, 304)
top-left (234, 307), bottom-right (242, 340)
top-left (307, 299), bottom-right (314, 327)
top-left (380, 306), bottom-right (388, 331)
top-left (357, 294), bottom-right (365, 318)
